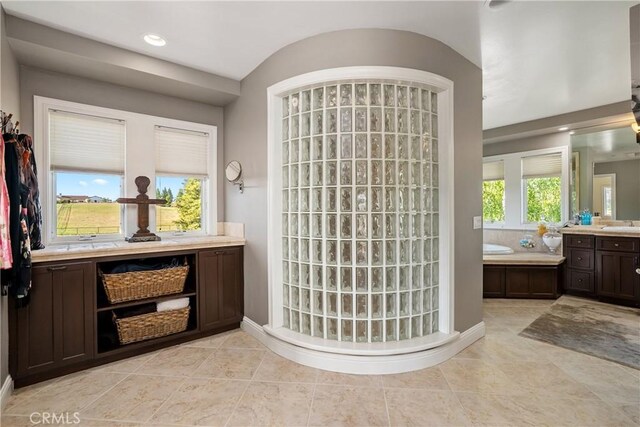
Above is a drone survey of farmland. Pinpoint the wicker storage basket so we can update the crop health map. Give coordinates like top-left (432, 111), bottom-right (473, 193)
top-left (100, 264), bottom-right (189, 304)
top-left (114, 306), bottom-right (190, 345)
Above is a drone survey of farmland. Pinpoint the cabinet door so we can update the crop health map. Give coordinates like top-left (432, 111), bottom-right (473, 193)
top-left (528, 268), bottom-right (556, 297)
top-left (12, 262), bottom-right (94, 378)
top-left (597, 252), bottom-right (618, 298)
top-left (57, 263), bottom-right (95, 365)
top-left (618, 254), bottom-right (640, 301)
top-left (483, 266), bottom-right (505, 297)
top-left (597, 251), bottom-right (640, 301)
top-left (505, 268), bottom-right (530, 298)
top-left (199, 247), bottom-right (244, 331)
top-left (505, 267), bottom-right (558, 298)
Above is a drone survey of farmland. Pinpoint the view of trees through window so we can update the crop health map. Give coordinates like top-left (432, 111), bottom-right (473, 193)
top-left (525, 177), bottom-right (562, 223)
top-left (482, 180), bottom-right (505, 223)
top-left (56, 172), bottom-right (202, 236)
top-left (483, 176), bottom-right (562, 225)
top-left (155, 177), bottom-right (202, 232)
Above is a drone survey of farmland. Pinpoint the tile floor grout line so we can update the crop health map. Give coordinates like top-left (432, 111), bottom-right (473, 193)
top-left (141, 376), bottom-right (189, 425)
top-left (381, 383), bottom-right (392, 427)
top-left (305, 382), bottom-right (318, 427)
top-left (439, 364), bottom-right (475, 425)
top-left (75, 371), bottom-right (132, 418)
top-left (222, 346), bottom-right (268, 427)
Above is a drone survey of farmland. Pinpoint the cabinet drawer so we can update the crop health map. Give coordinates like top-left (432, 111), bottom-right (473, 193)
top-left (596, 237), bottom-right (639, 253)
top-left (565, 235), bottom-right (594, 249)
top-left (568, 249), bottom-right (594, 270)
top-left (566, 270), bottom-right (594, 293)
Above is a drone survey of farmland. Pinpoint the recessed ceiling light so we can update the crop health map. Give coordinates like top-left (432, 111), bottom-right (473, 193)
top-left (569, 131), bottom-right (576, 135)
top-left (558, 126), bottom-right (569, 131)
top-left (143, 33), bottom-right (166, 47)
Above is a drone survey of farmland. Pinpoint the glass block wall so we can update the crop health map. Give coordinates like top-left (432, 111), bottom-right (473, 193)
top-left (280, 81), bottom-right (439, 343)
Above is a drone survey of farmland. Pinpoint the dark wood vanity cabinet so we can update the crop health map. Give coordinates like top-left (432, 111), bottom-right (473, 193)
top-left (10, 246), bottom-right (245, 387)
top-left (563, 235), bottom-right (595, 294)
top-left (9, 261), bottom-right (94, 380)
top-left (596, 249), bottom-right (640, 302)
top-left (483, 265), bottom-right (561, 299)
top-left (483, 266), bottom-right (506, 297)
top-left (563, 234), bottom-right (640, 306)
top-left (198, 247), bottom-right (244, 331)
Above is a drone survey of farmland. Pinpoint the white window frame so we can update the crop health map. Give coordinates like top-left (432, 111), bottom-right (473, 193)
top-left (483, 146), bottom-right (569, 230)
top-left (34, 96), bottom-right (217, 245)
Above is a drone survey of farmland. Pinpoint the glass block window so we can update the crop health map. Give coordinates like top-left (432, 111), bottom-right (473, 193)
top-left (281, 82), bottom-right (439, 343)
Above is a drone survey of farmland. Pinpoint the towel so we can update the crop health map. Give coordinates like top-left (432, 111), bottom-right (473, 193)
top-left (157, 297), bottom-right (189, 312)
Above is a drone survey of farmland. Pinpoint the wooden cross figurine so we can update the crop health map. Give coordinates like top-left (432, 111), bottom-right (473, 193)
top-left (117, 176), bottom-right (167, 242)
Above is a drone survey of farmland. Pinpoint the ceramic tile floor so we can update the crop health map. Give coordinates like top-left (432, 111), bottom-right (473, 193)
top-left (2, 298), bottom-right (639, 426)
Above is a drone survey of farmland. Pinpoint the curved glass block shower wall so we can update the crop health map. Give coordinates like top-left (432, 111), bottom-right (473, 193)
top-left (267, 68), bottom-right (453, 358)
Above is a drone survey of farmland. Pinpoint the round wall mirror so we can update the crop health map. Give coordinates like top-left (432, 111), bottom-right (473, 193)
top-left (225, 160), bottom-right (242, 182)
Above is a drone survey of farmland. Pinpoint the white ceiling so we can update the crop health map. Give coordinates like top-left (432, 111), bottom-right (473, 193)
top-left (2, 1), bottom-right (636, 129)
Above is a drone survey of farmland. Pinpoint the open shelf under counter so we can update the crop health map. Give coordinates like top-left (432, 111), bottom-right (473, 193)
top-left (11, 240), bottom-right (245, 388)
top-left (96, 290), bottom-right (197, 312)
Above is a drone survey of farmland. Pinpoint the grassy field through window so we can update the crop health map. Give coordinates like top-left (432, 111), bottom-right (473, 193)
top-left (56, 203), bottom-right (179, 236)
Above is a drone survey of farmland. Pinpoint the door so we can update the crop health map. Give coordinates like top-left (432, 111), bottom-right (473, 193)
top-left (198, 247), bottom-right (244, 331)
top-left (592, 174), bottom-right (616, 219)
top-left (12, 261), bottom-right (94, 378)
top-left (597, 251), bottom-right (640, 301)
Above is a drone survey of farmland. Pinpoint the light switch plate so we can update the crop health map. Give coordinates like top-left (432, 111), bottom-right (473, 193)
top-left (473, 216), bottom-right (483, 230)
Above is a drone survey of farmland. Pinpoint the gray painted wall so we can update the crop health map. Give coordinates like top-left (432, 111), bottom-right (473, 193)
top-left (1, 5), bottom-right (21, 388)
top-left (224, 29), bottom-right (484, 332)
top-left (19, 66), bottom-right (226, 220)
top-left (483, 132), bottom-right (570, 157)
top-left (594, 159), bottom-right (640, 220)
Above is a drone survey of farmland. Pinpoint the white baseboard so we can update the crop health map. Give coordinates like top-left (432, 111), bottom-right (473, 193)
top-left (241, 317), bottom-right (485, 375)
top-left (0, 374), bottom-right (13, 413)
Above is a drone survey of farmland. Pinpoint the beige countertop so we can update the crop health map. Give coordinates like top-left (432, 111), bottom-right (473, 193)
top-left (32, 235), bottom-right (246, 263)
top-left (560, 225), bottom-right (640, 238)
top-left (483, 253), bottom-right (565, 265)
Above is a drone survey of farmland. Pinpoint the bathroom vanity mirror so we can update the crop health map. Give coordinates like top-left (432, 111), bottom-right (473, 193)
top-left (571, 125), bottom-right (640, 220)
top-left (225, 160), bottom-right (244, 193)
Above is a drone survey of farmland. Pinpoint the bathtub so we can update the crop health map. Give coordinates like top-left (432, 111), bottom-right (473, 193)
top-left (483, 243), bottom-right (514, 255)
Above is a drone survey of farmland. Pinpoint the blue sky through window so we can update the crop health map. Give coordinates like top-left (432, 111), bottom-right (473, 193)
top-left (56, 172), bottom-right (186, 201)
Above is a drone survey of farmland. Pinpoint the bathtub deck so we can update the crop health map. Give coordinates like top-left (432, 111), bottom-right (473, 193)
top-left (483, 253), bottom-right (565, 265)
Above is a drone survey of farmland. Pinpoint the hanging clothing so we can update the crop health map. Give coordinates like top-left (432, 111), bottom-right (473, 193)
top-left (2, 133), bottom-right (32, 303)
top-left (16, 134), bottom-right (44, 250)
top-left (0, 134), bottom-right (12, 269)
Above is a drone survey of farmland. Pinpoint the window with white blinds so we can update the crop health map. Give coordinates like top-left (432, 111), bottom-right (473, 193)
top-left (155, 127), bottom-right (210, 176)
top-left (49, 110), bottom-right (125, 173)
top-left (482, 147), bottom-right (568, 228)
top-left (483, 160), bottom-right (504, 181)
top-left (37, 96), bottom-right (218, 244)
top-left (522, 153), bottom-right (562, 178)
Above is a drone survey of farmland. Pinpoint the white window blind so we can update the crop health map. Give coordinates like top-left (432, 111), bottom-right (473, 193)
top-left (483, 160), bottom-right (504, 181)
top-left (522, 153), bottom-right (562, 178)
top-left (155, 127), bottom-right (209, 175)
top-left (49, 110), bottom-right (125, 173)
